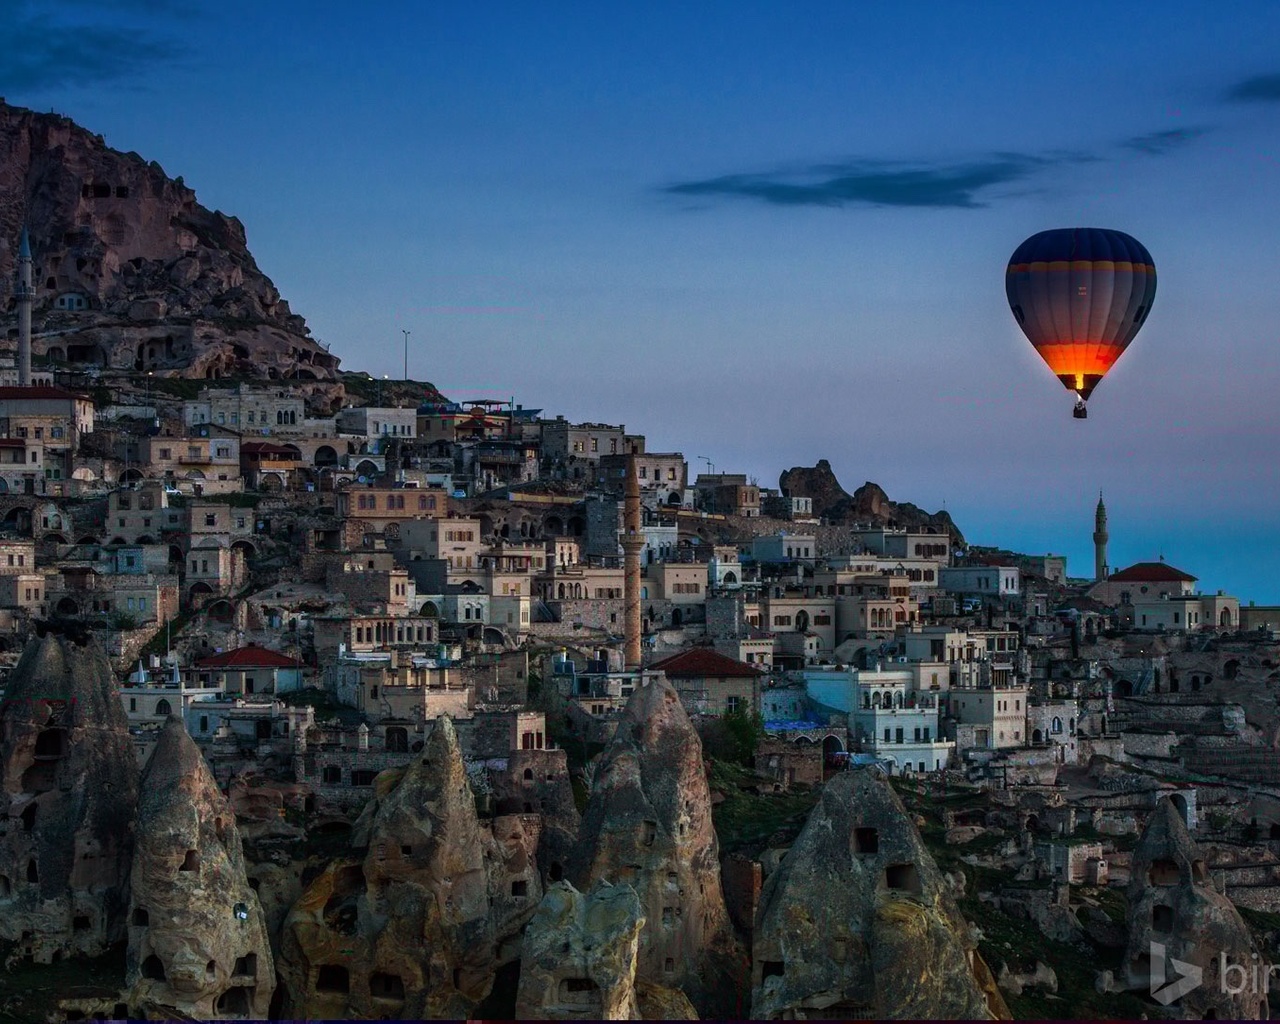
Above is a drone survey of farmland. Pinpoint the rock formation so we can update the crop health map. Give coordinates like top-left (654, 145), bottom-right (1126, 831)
top-left (126, 716), bottom-right (274, 1019)
top-left (514, 880), bottom-right (646, 1019)
top-left (751, 770), bottom-right (1008, 1020)
top-left (0, 100), bottom-right (339, 384)
top-left (568, 677), bottom-right (742, 1016)
top-left (778, 460), bottom-right (963, 540)
top-left (1122, 796), bottom-right (1269, 1019)
top-left (0, 632), bottom-right (138, 963)
top-left (279, 715), bottom-right (539, 1019)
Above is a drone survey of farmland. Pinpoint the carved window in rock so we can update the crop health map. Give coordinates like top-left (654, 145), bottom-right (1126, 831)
top-left (641, 820), bottom-right (658, 847)
top-left (1152, 904), bottom-right (1174, 933)
top-left (883, 862), bottom-right (922, 895)
top-left (141, 954), bottom-right (166, 981)
top-left (215, 988), bottom-right (252, 1016)
top-left (854, 827), bottom-right (879, 855)
top-left (558, 977), bottom-right (601, 1006)
top-left (315, 964), bottom-right (349, 994)
top-left (132, 907), bottom-right (149, 926)
top-left (370, 972), bottom-right (405, 1001)
top-left (180, 849), bottom-right (200, 873)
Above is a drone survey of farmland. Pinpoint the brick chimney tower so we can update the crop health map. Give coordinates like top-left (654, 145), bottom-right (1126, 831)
top-left (16, 227), bottom-right (33, 386)
top-left (622, 448), bottom-right (644, 670)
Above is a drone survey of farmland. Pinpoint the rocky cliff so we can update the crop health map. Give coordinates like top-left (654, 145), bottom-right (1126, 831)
top-left (778, 460), bottom-right (963, 541)
top-left (278, 715), bottom-right (539, 1019)
top-left (515, 880), bottom-right (646, 1019)
top-left (1122, 797), bottom-right (1268, 1019)
top-left (126, 716), bottom-right (274, 1020)
top-left (568, 677), bottom-right (743, 1017)
top-left (0, 100), bottom-right (339, 384)
top-left (751, 770), bottom-right (1007, 1020)
top-left (0, 632), bottom-right (138, 964)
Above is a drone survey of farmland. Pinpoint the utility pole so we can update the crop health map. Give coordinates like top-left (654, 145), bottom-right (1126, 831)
top-left (402, 329), bottom-right (410, 382)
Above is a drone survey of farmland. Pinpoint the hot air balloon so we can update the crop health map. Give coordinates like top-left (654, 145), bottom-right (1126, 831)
top-left (1006, 228), bottom-right (1155, 418)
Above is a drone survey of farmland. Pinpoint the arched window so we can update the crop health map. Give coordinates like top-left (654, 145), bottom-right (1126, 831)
top-left (1052, 717), bottom-right (1063, 734)
top-left (155, 699), bottom-right (172, 716)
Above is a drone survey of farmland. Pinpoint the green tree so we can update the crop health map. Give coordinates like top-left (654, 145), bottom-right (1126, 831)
top-left (719, 705), bottom-right (766, 766)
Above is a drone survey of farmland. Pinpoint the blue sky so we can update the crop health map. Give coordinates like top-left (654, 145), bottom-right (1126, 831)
top-left (6, 1), bottom-right (1280, 600)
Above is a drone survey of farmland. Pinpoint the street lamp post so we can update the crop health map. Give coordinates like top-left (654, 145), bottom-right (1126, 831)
top-left (402, 329), bottom-right (410, 382)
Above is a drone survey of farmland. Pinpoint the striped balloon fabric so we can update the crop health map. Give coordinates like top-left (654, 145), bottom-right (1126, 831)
top-left (1006, 227), bottom-right (1156, 404)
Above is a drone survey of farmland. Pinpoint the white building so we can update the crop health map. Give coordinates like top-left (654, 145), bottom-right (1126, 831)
top-left (939, 566), bottom-right (1021, 598)
top-left (337, 406), bottom-right (417, 440)
top-left (803, 666), bottom-right (954, 774)
top-left (753, 533), bottom-right (817, 564)
top-left (951, 684), bottom-right (1029, 750)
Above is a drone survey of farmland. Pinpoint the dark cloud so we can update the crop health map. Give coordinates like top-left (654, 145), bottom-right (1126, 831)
top-left (663, 128), bottom-right (1203, 212)
top-left (1122, 127), bottom-right (1208, 155)
top-left (1226, 73), bottom-right (1280, 102)
top-left (0, 2), bottom-right (186, 93)
top-left (665, 157), bottom-right (1041, 210)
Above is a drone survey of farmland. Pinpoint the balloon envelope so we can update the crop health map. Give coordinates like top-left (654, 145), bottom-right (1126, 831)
top-left (1006, 228), bottom-right (1155, 401)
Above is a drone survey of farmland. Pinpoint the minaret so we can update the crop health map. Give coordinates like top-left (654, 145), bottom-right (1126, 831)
top-left (16, 227), bottom-right (33, 386)
top-left (622, 449), bottom-right (644, 670)
top-left (1093, 491), bottom-right (1109, 581)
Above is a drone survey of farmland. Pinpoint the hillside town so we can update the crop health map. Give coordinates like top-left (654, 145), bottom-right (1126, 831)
top-left (3, 99), bottom-right (1280, 1021)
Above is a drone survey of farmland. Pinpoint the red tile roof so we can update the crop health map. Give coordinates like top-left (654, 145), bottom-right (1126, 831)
top-left (651, 648), bottom-right (761, 679)
top-left (196, 644), bottom-right (302, 669)
top-left (1108, 562), bottom-right (1198, 583)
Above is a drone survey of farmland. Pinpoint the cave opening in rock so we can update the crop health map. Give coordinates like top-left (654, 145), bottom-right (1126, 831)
top-left (315, 964), bottom-right (349, 994)
top-left (205, 960), bottom-right (217, 981)
top-left (884, 862), bottom-right (922, 895)
top-left (558, 977), bottom-right (601, 1007)
top-left (761, 960), bottom-right (784, 981)
top-left (549, 862), bottom-right (563, 882)
top-left (1152, 904), bottom-right (1174, 933)
top-left (180, 849), bottom-right (200, 872)
top-left (141, 954), bottom-right (166, 981)
top-left (854, 827), bottom-right (879, 854)
top-left (26, 859), bottom-right (38, 884)
top-left (233, 954), bottom-right (256, 979)
top-left (214, 986), bottom-right (252, 1016)
top-left (369, 972), bottom-right (405, 1001)
top-left (511, 880), bottom-right (527, 898)
top-left (20, 803), bottom-right (37, 832)
top-left (132, 907), bottom-right (149, 926)
top-left (73, 914), bottom-right (91, 931)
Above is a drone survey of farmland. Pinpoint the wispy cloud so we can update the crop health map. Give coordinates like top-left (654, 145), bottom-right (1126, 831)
top-left (1225, 73), bottom-right (1280, 103)
top-left (0, 1), bottom-right (188, 93)
top-left (1121, 127), bottom-right (1208, 155)
top-left (664, 128), bottom-right (1206, 212)
top-left (665, 156), bottom-right (1045, 210)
